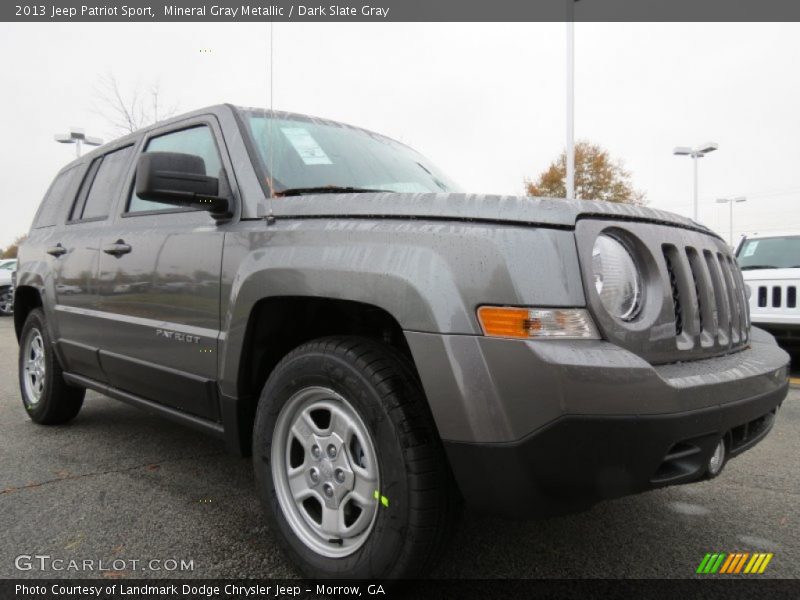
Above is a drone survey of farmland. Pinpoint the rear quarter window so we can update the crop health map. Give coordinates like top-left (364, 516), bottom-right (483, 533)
top-left (70, 145), bottom-right (134, 221)
top-left (81, 146), bottom-right (134, 220)
top-left (31, 166), bottom-right (79, 228)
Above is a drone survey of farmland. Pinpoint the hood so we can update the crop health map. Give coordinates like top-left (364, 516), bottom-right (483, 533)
top-left (741, 267), bottom-right (800, 281)
top-left (270, 192), bottom-right (716, 236)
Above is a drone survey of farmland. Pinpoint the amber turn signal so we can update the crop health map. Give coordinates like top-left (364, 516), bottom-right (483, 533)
top-left (477, 306), bottom-right (600, 340)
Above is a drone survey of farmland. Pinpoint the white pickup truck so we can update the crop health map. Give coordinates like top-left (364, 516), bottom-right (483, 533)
top-left (737, 232), bottom-right (800, 350)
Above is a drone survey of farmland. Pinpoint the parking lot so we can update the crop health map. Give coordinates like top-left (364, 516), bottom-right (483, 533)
top-left (0, 316), bottom-right (798, 579)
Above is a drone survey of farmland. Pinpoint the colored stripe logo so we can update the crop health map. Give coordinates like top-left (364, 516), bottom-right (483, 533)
top-left (696, 552), bottom-right (773, 574)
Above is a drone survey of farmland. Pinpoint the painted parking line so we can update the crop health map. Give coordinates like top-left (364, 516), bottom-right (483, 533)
top-left (789, 377), bottom-right (800, 387)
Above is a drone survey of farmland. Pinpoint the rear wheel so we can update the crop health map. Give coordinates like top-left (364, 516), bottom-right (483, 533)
top-left (18, 308), bottom-right (85, 424)
top-left (253, 336), bottom-right (458, 578)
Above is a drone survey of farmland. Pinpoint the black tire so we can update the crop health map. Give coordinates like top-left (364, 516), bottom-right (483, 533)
top-left (253, 336), bottom-right (459, 579)
top-left (18, 308), bottom-right (85, 424)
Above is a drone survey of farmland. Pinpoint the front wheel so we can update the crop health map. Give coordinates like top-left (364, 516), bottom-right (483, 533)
top-left (253, 337), bottom-right (458, 579)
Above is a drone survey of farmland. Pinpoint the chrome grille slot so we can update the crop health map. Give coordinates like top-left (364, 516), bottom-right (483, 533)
top-left (718, 253), bottom-right (742, 344)
top-left (789, 286), bottom-right (797, 308)
top-left (703, 249), bottom-right (730, 346)
top-left (662, 246), bottom-right (683, 336)
top-left (686, 247), bottom-right (716, 345)
top-left (663, 244), bottom-right (701, 343)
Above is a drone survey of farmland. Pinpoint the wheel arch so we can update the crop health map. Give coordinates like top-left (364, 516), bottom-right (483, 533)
top-left (220, 296), bottom-right (421, 456)
top-left (13, 285), bottom-right (43, 341)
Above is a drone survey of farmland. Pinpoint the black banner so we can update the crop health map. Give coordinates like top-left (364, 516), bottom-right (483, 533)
top-left (3, 579), bottom-right (800, 600)
top-left (5, 0), bottom-right (800, 23)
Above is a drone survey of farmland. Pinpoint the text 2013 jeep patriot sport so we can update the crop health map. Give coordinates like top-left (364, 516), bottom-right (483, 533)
top-left (16, 105), bottom-right (789, 578)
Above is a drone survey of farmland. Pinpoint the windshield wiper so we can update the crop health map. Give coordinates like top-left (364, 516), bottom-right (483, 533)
top-left (275, 186), bottom-right (392, 197)
top-left (740, 265), bottom-right (779, 270)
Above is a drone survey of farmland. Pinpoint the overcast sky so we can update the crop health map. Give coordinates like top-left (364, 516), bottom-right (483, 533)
top-left (1, 22), bottom-right (798, 248)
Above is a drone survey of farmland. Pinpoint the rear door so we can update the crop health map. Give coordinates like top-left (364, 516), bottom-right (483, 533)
top-left (52, 145), bottom-right (136, 382)
top-left (95, 118), bottom-right (227, 420)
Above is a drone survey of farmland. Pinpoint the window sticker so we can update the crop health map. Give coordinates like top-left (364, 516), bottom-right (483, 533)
top-left (281, 127), bottom-right (332, 165)
top-left (742, 241), bottom-right (759, 257)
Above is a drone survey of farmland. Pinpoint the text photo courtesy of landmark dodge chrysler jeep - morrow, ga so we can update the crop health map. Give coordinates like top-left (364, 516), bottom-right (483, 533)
top-left (14, 104), bottom-right (789, 579)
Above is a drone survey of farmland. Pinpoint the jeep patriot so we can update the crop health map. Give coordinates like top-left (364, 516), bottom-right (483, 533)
top-left (15, 105), bottom-right (789, 578)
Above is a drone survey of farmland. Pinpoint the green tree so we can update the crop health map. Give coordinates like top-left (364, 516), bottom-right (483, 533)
top-left (525, 141), bottom-right (646, 204)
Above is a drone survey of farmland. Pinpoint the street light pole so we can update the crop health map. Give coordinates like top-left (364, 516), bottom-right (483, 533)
top-left (673, 142), bottom-right (718, 222)
top-left (693, 155), bottom-right (698, 220)
top-left (565, 0), bottom-right (576, 200)
top-left (55, 128), bottom-right (103, 158)
top-left (716, 196), bottom-right (746, 246)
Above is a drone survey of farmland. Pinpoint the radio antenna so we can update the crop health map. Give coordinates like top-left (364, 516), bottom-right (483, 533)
top-left (266, 19), bottom-right (276, 223)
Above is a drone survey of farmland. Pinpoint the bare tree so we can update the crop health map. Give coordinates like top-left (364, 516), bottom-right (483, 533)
top-left (94, 72), bottom-right (178, 135)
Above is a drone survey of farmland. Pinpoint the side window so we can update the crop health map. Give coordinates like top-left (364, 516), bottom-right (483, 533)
top-left (128, 125), bottom-right (222, 213)
top-left (32, 166), bottom-right (78, 228)
top-left (70, 145), bottom-right (134, 221)
top-left (70, 159), bottom-right (101, 221)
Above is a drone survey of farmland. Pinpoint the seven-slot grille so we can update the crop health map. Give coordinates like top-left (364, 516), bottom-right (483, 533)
top-left (577, 219), bottom-right (752, 364)
top-left (756, 285), bottom-right (797, 308)
top-left (662, 244), bottom-right (750, 349)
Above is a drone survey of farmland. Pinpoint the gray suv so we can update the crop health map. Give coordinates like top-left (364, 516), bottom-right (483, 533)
top-left (15, 105), bottom-right (789, 578)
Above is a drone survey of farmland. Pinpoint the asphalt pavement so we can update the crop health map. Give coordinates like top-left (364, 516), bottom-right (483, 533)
top-left (0, 316), bottom-right (798, 579)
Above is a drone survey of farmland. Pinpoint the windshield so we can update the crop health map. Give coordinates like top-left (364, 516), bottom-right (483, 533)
top-left (0, 262), bottom-right (15, 270)
top-left (737, 236), bottom-right (800, 270)
top-left (240, 110), bottom-right (460, 196)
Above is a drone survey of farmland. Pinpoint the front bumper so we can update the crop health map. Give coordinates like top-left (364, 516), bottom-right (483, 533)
top-left (444, 383), bottom-right (783, 517)
top-left (406, 327), bottom-right (789, 517)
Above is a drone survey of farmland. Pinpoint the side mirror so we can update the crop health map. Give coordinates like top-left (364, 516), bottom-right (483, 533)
top-left (135, 152), bottom-right (231, 218)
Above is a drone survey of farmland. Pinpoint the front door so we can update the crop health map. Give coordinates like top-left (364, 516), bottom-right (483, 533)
top-left (96, 120), bottom-right (228, 420)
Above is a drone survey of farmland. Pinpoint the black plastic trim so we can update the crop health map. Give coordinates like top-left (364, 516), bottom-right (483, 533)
top-left (97, 349), bottom-right (219, 421)
top-left (443, 382), bottom-right (787, 518)
top-left (63, 372), bottom-right (224, 439)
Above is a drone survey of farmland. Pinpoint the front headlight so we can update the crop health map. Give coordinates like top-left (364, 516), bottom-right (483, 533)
top-left (592, 234), bottom-right (642, 321)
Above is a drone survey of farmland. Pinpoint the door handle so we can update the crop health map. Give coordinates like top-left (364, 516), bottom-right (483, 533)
top-left (46, 244), bottom-right (67, 257)
top-left (102, 241), bottom-right (132, 257)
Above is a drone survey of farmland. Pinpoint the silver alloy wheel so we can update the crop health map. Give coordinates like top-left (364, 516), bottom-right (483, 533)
top-left (0, 290), bottom-right (13, 314)
top-left (23, 328), bottom-right (46, 405)
top-left (271, 386), bottom-right (380, 558)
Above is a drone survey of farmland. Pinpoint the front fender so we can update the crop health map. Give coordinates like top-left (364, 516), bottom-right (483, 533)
top-left (218, 218), bottom-right (584, 397)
